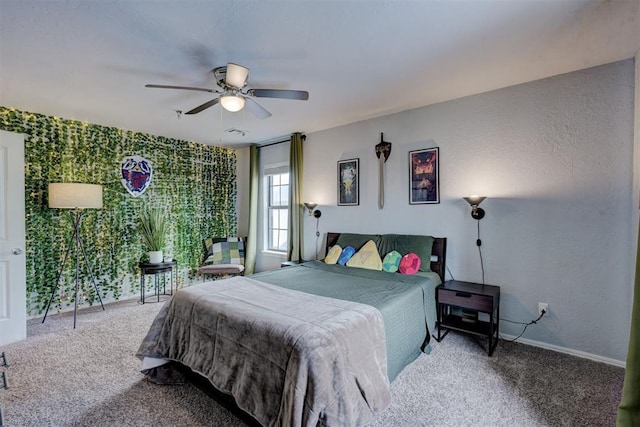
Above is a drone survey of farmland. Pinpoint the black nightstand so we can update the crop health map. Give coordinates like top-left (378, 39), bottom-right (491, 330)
top-left (435, 280), bottom-right (500, 356)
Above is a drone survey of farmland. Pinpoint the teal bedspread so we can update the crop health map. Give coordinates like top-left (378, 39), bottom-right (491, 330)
top-left (252, 261), bottom-right (441, 381)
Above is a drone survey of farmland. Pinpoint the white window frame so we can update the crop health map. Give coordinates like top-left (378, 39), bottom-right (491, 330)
top-left (264, 163), bottom-right (289, 253)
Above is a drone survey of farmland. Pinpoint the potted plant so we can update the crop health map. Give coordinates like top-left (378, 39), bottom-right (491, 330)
top-left (138, 207), bottom-right (167, 264)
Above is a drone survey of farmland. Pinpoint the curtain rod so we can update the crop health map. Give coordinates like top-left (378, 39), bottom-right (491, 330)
top-left (257, 134), bottom-right (306, 149)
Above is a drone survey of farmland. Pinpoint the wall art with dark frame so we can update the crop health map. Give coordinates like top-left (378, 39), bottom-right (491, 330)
top-left (337, 158), bottom-right (359, 206)
top-left (409, 147), bottom-right (439, 204)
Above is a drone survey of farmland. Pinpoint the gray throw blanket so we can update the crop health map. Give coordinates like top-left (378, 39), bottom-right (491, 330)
top-left (137, 276), bottom-right (391, 427)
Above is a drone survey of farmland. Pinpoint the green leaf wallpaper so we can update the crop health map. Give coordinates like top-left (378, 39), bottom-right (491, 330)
top-left (0, 107), bottom-right (237, 316)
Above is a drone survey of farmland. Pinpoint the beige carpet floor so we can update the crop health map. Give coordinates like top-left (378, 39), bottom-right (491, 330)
top-left (0, 297), bottom-right (625, 426)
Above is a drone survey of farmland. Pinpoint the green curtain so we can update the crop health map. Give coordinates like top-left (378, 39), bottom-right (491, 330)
top-left (287, 133), bottom-right (304, 261)
top-left (617, 219), bottom-right (640, 425)
top-left (244, 145), bottom-right (259, 275)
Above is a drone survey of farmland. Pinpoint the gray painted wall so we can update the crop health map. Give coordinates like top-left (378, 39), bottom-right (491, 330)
top-left (300, 60), bottom-right (635, 362)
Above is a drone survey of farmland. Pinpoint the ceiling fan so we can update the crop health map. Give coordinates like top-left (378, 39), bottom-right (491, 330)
top-left (145, 63), bottom-right (309, 119)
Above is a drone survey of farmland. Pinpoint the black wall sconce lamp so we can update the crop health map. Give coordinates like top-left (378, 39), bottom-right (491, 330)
top-left (303, 202), bottom-right (322, 218)
top-left (463, 196), bottom-right (486, 220)
top-left (304, 202), bottom-right (322, 260)
top-left (463, 195), bottom-right (487, 284)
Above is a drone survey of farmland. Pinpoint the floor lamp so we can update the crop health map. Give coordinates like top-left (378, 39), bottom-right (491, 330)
top-left (42, 183), bottom-right (105, 328)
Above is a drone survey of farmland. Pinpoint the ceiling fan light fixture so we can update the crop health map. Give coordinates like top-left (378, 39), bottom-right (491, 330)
top-left (146, 62), bottom-right (309, 118)
top-left (220, 93), bottom-right (245, 112)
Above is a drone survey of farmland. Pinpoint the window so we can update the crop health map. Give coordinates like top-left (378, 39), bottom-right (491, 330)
top-left (266, 168), bottom-right (289, 252)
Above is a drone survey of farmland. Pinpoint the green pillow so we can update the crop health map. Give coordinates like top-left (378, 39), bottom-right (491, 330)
top-left (335, 233), bottom-right (380, 251)
top-left (382, 250), bottom-right (402, 273)
top-left (377, 234), bottom-right (434, 272)
top-left (332, 233), bottom-right (434, 272)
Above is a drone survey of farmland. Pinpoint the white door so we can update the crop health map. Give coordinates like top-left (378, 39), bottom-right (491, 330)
top-left (0, 130), bottom-right (26, 346)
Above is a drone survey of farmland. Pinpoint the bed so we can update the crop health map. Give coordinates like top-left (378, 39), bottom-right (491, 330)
top-left (137, 232), bottom-right (446, 427)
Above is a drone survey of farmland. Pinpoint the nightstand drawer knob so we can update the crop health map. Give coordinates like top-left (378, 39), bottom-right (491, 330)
top-left (455, 292), bottom-right (472, 298)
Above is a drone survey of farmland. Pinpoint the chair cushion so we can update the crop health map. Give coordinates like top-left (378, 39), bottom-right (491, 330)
top-left (203, 237), bottom-right (245, 266)
top-left (199, 264), bottom-right (245, 275)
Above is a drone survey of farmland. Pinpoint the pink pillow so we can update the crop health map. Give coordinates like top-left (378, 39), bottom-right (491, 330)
top-left (399, 253), bottom-right (421, 275)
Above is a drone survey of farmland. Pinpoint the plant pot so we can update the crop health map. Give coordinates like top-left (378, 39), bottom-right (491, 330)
top-left (148, 251), bottom-right (163, 264)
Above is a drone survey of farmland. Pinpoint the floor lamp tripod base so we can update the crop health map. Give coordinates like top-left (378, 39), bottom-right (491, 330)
top-left (42, 210), bottom-right (105, 329)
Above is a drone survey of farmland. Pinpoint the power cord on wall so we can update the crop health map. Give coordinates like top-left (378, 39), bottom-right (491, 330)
top-left (446, 265), bottom-right (455, 281)
top-left (446, 206), bottom-right (484, 283)
top-left (501, 310), bottom-right (546, 342)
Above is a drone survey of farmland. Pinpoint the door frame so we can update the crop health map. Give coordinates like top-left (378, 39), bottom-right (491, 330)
top-left (0, 129), bottom-right (26, 346)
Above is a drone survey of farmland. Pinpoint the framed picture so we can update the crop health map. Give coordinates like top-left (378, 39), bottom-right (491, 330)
top-left (409, 147), bottom-right (439, 204)
top-left (337, 158), bottom-right (359, 206)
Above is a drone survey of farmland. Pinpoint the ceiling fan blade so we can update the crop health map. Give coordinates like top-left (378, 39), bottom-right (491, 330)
top-left (185, 98), bottom-right (220, 115)
top-left (226, 63), bottom-right (249, 88)
top-left (244, 97), bottom-right (272, 119)
top-left (145, 84), bottom-right (216, 93)
top-left (248, 89), bottom-right (309, 100)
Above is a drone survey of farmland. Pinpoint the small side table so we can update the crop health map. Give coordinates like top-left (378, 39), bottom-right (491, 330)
top-left (139, 260), bottom-right (177, 304)
top-left (435, 280), bottom-right (501, 356)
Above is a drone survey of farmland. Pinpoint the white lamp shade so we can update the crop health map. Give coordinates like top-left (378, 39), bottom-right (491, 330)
top-left (463, 195), bottom-right (486, 206)
top-left (220, 94), bottom-right (245, 112)
top-left (48, 183), bottom-right (103, 209)
top-left (225, 63), bottom-right (249, 88)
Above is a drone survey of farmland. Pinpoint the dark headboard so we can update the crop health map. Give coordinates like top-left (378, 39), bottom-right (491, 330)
top-left (325, 232), bottom-right (447, 283)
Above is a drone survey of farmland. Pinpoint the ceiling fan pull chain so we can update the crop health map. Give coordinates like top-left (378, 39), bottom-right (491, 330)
top-left (219, 102), bottom-right (224, 143)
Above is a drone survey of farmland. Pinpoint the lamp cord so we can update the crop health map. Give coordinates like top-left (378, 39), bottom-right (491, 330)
top-left (477, 220), bottom-right (485, 285)
top-left (314, 217), bottom-right (320, 261)
top-left (446, 219), bottom-right (484, 283)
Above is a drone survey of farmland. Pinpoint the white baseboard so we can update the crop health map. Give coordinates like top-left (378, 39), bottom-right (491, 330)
top-left (499, 333), bottom-right (626, 368)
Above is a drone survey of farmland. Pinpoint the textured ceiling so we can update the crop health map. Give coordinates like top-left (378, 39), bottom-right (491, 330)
top-left (0, 0), bottom-right (638, 147)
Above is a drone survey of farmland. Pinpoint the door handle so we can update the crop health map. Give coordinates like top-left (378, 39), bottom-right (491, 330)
top-left (11, 248), bottom-right (23, 255)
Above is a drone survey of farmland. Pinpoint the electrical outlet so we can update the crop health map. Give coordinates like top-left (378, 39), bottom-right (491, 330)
top-left (538, 302), bottom-right (549, 316)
